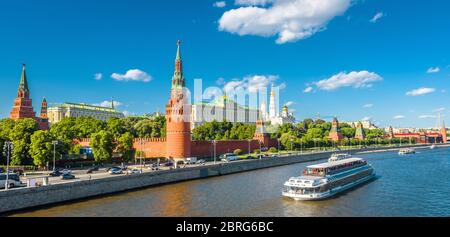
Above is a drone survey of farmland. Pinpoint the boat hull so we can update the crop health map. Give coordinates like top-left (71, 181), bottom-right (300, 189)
top-left (282, 172), bottom-right (376, 201)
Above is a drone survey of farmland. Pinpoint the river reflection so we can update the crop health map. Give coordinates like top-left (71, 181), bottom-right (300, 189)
top-left (11, 147), bottom-right (450, 217)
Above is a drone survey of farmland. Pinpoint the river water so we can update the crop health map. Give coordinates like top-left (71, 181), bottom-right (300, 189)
top-left (11, 147), bottom-right (450, 217)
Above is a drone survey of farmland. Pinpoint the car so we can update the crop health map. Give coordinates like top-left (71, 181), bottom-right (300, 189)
top-left (196, 159), bottom-right (206, 165)
top-left (109, 167), bottom-right (123, 175)
top-left (149, 163), bottom-right (160, 171)
top-left (164, 162), bottom-right (174, 167)
top-left (127, 169), bottom-right (141, 175)
top-left (49, 170), bottom-right (62, 177)
top-left (61, 173), bottom-right (75, 180)
top-left (61, 169), bottom-right (72, 175)
top-left (220, 153), bottom-right (238, 162)
top-left (86, 168), bottom-right (97, 174)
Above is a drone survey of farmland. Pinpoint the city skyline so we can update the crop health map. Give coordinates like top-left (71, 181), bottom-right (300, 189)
top-left (1, 0), bottom-right (449, 128)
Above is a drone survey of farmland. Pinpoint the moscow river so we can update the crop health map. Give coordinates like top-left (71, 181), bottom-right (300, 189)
top-left (12, 146), bottom-right (450, 217)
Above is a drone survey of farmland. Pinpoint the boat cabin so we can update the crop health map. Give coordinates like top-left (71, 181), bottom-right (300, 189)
top-left (303, 158), bottom-right (367, 177)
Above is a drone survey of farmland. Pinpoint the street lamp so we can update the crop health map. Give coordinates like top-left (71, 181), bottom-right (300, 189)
top-left (277, 138), bottom-right (280, 156)
top-left (259, 141), bottom-right (262, 159)
top-left (212, 140), bottom-right (217, 164)
top-left (248, 139), bottom-right (252, 156)
top-left (3, 141), bottom-right (13, 190)
top-left (300, 138), bottom-right (303, 154)
top-left (52, 140), bottom-right (58, 172)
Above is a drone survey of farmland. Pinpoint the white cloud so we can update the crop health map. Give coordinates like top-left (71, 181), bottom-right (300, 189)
top-left (94, 73), bottom-right (103, 80)
top-left (393, 115), bottom-right (405, 120)
top-left (218, 0), bottom-right (353, 44)
top-left (111, 69), bottom-right (152, 82)
top-left (362, 117), bottom-right (371, 121)
top-left (370, 12), bottom-right (384, 23)
top-left (235, 0), bottom-right (274, 6)
top-left (427, 67), bottom-right (440, 74)
top-left (94, 101), bottom-right (123, 108)
top-left (313, 71), bottom-right (383, 91)
top-left (285, 101), bottom-right (295, 107)
top-left (224, 75), bottom-right (281, 93)
top-left (433, 107), bottom-right (446, 113)
top-left (363, 104), bottom-right (373, 108)
top-left (213, 1), bottom-right (227, 8)
top-left (419, 115), bottom-right (437, 119)
top-left (406, 87), bottom-right (436, 96)
top-left (303, 86), bottom-right (313, 93)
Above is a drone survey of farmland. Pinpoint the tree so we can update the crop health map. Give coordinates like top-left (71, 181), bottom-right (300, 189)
top-left (341, 127), bottom-right (356, 139)
top-left (134, 119), bottom-right (154, 138)
top-left (10, 119), bottom-right (39, 165)
top-left (117, 132), bottom-right (134, 161)
top-left (90, 130), bottom-right (114, 163)
top-left (29, 130), bottom-right (54, 168)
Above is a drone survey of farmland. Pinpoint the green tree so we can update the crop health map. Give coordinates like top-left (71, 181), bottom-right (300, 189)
top-left (117, 132), bottom-right (134, 161)
top-left (10, 119), bottom-right (39, 165)
top-left (341, 127), bottom-right (356, 138)
top-left (91, 130), bottom-right (114, 163)
top-left (29, 130), bottom-right (55, 168)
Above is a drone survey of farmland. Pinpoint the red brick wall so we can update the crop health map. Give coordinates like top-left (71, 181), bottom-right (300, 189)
top-left (75, 137), bottom-right (278, 159)
top-left (133, 138), bottom-right (167, 158)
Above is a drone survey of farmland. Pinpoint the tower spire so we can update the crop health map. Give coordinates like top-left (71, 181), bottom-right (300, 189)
top-left (19, 63), bottom-right (29, 97)
top-left (172, 40), bottom-right (185, 89)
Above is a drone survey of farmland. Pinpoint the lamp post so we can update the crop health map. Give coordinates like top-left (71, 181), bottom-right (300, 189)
top-left (259, 141), bottom-right (262, 159)
top-left (277, 138), bottom-right (280, 156)
top-left (3, 141), bottom-right (13, 190)
top-left (212, 140), bottom-right (217, 164)
top-left (52, 141), bottom-right (58, 172)
top-left (248, 139), bottom-right (252, 156)
top-left (300, 138), bottom-right (303, 154)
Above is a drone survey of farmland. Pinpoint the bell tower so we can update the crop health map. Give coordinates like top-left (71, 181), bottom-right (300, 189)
top-left (165, 40), bottom-right (192, 160)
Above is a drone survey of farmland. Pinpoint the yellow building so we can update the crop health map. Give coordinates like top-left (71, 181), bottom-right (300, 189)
top-left (48, 102), bottom-right (125, 123)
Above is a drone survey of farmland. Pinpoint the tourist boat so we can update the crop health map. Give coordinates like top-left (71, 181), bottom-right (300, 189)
top-left (282, 157), bottom-right (376, 201)
top-left (329, 153), bottom-right (352, 162)
top-left (398, 148), bottom-right (416, 155)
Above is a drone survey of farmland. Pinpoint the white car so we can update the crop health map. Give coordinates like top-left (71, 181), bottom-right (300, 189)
top-left (109, 167), bottom-right (123, 175)
top-left (127, 169), bottom-right (141, 175)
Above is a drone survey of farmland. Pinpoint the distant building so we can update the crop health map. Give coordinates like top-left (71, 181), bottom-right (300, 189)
top-left (48, 101), bottom-right (125, 123)
top-left (261, 85), bottom-right (296, 126)
top-left (355, 122), bottom-right (366, 140)
top-left (191, 95), bottom-right (261, 129)
top-left (329, 117), bottom-right (344, 142)
top-left (386, 121), bottom-right (447, 144)
top-left (342, 119), bottom-right (378, 130)
top-left (9, 64), bottom-right (49, 130)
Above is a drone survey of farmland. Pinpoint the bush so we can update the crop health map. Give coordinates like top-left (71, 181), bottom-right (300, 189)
top-left (234, 149), bottom-right (243, 155)
top-left (268, 147), bottom-right (278, 153)
top-left (253, 149), bottom-right (261, 154)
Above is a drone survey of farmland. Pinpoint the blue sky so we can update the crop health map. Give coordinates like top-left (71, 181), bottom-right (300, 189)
top-left (0, 0), bottom-right (449, 128)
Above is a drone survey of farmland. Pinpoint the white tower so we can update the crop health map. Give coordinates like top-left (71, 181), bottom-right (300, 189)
top-left (269, 85), bottom-right (277, 119)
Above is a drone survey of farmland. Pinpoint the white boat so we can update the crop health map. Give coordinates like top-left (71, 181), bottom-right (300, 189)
top-left (398, 148), bottom-right (416, 155)
top-left (282, 158), bottom-right (376, 201)
top-left (329, 153), bottom-right (352, 162)
top-left (430, 145), bottom-right (437, 150)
